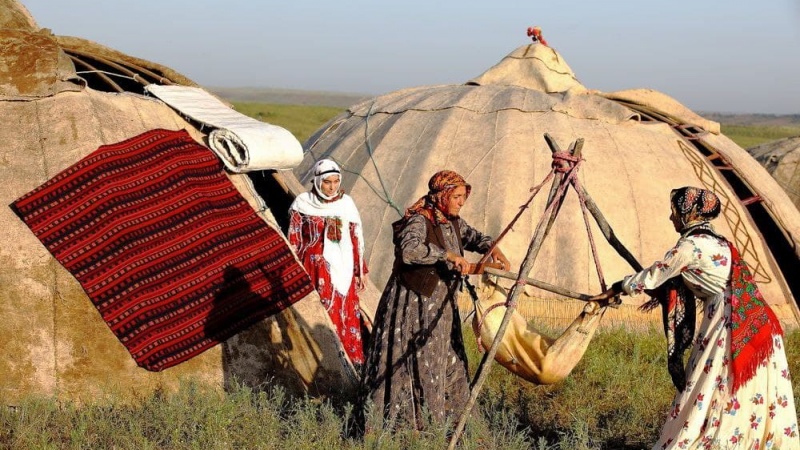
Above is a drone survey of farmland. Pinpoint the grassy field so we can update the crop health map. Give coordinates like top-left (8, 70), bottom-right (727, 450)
top-left (232, 102), bottom-right (343, 144)
top-left (3, 329), bottom-right (798, 449)
top-left (721, 124), bottom-right (800, 149)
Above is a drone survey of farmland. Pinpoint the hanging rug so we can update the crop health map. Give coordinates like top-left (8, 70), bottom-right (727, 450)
top-left (11, 128), bottom-right (313, 371)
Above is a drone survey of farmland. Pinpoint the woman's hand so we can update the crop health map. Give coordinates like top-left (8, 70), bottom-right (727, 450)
top-left (490, 247), bottom-right (511, 271)
top-left (446, 252), bottom-right (471, 275)
top-left (589, 288), bottom-right (617, 302)
top-left (589, 287), bottom-right (619, 307)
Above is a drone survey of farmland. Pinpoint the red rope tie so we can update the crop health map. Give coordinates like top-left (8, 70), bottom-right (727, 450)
top-left (741, 196), bottom-right (763, 206)
top-left (552, 151), bottom-right (580, 173)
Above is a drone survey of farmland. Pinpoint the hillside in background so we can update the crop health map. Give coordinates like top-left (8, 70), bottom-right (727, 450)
top-left (701, 112), bottom-right (800, 127)
top-left (211, 87), bottom-right (368, 108)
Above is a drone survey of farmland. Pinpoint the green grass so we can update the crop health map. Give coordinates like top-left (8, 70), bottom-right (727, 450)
top-left (231, 102), bottom-right (344, 144)
top-left (3, 329), bottom-right (798, 449)
top-left (721, 124), bottom-right (800, 149)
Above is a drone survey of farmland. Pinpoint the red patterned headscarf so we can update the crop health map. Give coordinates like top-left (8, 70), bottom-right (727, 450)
top-left (404, 170), bottom-right (471, 224)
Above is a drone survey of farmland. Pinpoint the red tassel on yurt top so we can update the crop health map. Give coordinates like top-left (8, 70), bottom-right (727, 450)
top-left (527, 26), bottom-right (549, 46)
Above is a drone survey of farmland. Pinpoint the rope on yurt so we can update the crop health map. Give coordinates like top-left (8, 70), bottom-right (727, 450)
top-left (317, 142), bottom-right (405, 217)
top-left (74, 70), bottom-right (140, 84)
top-left (319, 101), bottom-right (403, 217)
top-left (69, 56), bottom-right (123, 92)
top-left (64, 47), bottom-right (174, 86)
top-left (71, 50), bottom-right (150, 87)
top-left (363, 100), bottom-right (403, 217)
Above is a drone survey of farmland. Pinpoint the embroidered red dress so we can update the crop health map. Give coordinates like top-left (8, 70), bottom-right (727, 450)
top-left (288, 191), bottom-right (368, 365)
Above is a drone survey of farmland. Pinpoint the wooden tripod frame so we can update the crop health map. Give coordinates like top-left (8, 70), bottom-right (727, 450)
top-left (448, 134), bottom-right (644, 449)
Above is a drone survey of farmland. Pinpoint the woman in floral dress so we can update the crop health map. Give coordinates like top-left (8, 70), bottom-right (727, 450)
top-left (361, 170), bottom-right (510, 430)
top-left (288, 159), bottom-right (368, 367)
top-left (592, 187), bottom-right (798, 449)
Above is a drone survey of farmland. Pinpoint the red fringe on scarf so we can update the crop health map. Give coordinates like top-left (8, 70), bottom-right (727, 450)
top-left (727, 241), bottom-right (783, 393)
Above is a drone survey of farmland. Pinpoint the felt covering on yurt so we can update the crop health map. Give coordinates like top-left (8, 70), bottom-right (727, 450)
top-left (1, 0), bottom-right (355, 404)
top-left (748, 136), bottom-right (800, 211)
top-left (298, 42), bottom-right (800, 332)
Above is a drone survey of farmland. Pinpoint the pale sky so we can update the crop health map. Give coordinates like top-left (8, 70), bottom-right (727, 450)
top-left (21, 0), bottom-right (800, 115)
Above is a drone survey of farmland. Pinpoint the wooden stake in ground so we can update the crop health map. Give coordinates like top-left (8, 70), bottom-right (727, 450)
top-left (448, 135), bottom-right (581, 449)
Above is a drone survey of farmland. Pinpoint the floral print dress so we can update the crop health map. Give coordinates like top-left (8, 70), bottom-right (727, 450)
top-left (621, 233), bottom-right (799, 449)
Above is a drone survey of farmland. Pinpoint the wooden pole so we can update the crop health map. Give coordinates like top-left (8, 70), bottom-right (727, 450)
top-left (571, 182), bottom-right (643, 272)
top-left (482, 266), bottom-right (594, 301)
top-left (68, 56), bottom-right (124, 93)
top-left (448, 137), bottom-right (580, 449)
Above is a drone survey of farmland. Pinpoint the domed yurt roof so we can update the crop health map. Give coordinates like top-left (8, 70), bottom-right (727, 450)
top-left (748, 136), bottom-right (800, 211)
top-left (1, 0), bottom-right (355, 403)
top-left (298, 39), bottom-right (800, 331)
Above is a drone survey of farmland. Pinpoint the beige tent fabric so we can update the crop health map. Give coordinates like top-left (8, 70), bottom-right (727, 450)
top-left (600, 89), bottom-right (721, 135)
top-left (748, 137), bottom-right (800, 211)
top-left (343, 84), bottom-right (639, 125)
top-left (467, 43), bottom-right (585, 94)
top-left (299, 43), bottom-right (800, 334)
top-left (1, 2), bottom-right (355, 403)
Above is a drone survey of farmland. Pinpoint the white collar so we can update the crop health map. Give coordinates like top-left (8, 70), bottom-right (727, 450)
top-left (290, 191), bottom-right (361, 224)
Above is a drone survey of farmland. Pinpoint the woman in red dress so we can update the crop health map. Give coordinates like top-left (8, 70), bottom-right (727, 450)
top-left (288, 159), bottom-right (368, 367)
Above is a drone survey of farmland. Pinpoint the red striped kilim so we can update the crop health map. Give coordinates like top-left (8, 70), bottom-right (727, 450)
top-left (11, 129), bottom-right (313, 371)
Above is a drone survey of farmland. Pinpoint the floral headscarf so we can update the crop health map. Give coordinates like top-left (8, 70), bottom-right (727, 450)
top-left (670, 186), bottom-right (721, 226)
top-left (404, 170), bottom-right (471, 224)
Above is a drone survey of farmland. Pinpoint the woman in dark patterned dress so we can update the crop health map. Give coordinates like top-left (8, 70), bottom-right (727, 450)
top-left (361, 170), bottom-right (510, 430)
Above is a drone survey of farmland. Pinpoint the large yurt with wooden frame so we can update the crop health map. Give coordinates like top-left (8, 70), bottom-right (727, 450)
top-left (748, 136), bottom-right (800, 211)
top-left (297, 40), bottom-right (800, 334)
top-left (0, 0), bottom-right (361, 404)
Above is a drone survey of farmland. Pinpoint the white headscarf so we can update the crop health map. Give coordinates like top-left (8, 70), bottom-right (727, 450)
top-left (289, 159), bottom-right (364, 296)
top-left (312, 159), bottom-right (342, 201)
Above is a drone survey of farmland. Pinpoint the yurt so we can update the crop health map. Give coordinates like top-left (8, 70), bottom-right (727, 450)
top-left (297, 40), bottom-right (800, 337)
top-left (748, 136), bottom-right (800, 211)
top-left (0, 0), bottom-right (360, 404)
